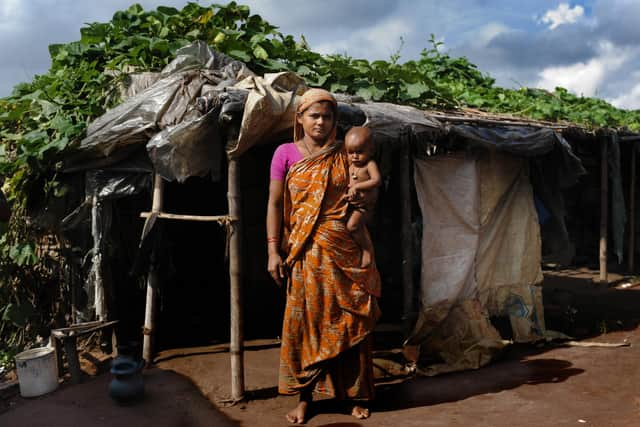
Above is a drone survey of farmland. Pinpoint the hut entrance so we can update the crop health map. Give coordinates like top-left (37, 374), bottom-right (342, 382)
top-left (154, 175), bottom-right (231, 349)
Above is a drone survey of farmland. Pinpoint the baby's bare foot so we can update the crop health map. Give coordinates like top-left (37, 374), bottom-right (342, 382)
top-left (285, 400), bottom-right (308, 424)
top-left (351, 405), bottom-right (370, 419)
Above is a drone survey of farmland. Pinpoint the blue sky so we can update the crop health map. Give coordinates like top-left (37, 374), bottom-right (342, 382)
top-left (1, 0), bottom-right (639, 109)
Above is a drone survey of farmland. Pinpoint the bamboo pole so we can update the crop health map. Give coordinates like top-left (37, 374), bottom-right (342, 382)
top-left (629, 142), bottom-right (637, 272)
top-left (400, 131), bottom-right (414, 329)
top-left (426, 112), bottom-right (568, 130)
top-left (599, 134), bottom-right (609, 285)
top-left (142, 174), bottom-right (164, 364)
top-left (227, 158), bottom-right (245, 401)
top-left (91, 194), bottom-right (106, 321)
top-left (140, 212), bottom-right (235, 223)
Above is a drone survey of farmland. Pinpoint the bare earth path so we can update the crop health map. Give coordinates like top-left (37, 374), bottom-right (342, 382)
top-left (1, 271), bottom-right (639, 426)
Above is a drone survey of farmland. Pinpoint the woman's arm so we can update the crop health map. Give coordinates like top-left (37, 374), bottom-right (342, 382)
top-left (266, 179), bottom-right (286, 286)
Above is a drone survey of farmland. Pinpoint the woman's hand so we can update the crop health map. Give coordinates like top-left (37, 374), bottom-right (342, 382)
top-left (268, 252), bottom-right (286, 287)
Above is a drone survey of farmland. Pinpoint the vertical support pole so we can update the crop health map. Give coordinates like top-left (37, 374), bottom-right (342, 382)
top-left (91, 194), bottom-right (106, 321)
top-left (64, 337), bottom-right (82, 384)
top-left (143, 174), bottom-right (164, 365)
top-left (628, 142), bottom-right (636, 272)
top-left (227, 157), bottom-right (245, 401)
top-left (400, 131), bottom-right (414, 330)
top-left (599, 133), bottom-right (609, 285)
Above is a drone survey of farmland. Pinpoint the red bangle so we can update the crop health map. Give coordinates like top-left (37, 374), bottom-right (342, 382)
top-left (267, 237), bottom-right (279, 243)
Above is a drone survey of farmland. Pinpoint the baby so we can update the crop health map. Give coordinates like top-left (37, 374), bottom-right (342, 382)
top-left (344, 127), bottom-right (381, 268)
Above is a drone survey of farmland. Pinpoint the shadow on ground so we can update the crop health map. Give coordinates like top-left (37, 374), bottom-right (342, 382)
top-left (542, 270), bottom-right (640, 338)
top-left (375, 354), bottom-right (583, 412)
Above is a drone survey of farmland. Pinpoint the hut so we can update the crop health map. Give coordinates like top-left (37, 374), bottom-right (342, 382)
top-left (52, 41), bottom-right (639, 398)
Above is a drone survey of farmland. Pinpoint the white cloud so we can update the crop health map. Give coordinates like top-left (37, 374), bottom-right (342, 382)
top-left (474, 22), bottom-right (509, 47)
top-left (540, 3), bottom-right (584, 30)
top-left (0, 0), bottom-right (24, 30)
top-left (610, 81), bottom-right (640, 110)
top-left (536, 41), bottom-right (632, 97)
top-left (0, 0), bottom-right (21, 19)
top-left (314, 18), bottom-right (413, 60)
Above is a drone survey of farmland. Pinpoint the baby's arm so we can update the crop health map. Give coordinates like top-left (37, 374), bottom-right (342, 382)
top-left (351, 160), bottom-right (382, 192)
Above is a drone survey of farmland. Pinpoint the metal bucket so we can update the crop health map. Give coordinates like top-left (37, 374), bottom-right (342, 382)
top-left (15, 347), bottom-right (59, 397)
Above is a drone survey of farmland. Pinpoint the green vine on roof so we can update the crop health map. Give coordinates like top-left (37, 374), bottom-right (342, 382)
top-left (1, 1), bottom-right (639, 193)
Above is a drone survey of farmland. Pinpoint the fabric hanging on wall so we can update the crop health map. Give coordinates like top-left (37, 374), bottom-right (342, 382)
top-left (406, 151), bottom-right (545, 374)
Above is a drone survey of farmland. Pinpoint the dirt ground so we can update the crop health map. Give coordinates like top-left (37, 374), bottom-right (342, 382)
top-left (1, 269), bottom-right (639, 426)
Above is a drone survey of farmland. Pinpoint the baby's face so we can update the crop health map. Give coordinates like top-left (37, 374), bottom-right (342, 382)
top-left (345, 138), bottom-right (371, 167)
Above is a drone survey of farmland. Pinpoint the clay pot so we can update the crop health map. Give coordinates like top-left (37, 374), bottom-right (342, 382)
top-left (108, 355), bottom-right (144, 404)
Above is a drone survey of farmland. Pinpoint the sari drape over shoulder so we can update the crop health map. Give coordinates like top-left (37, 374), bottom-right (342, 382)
top-left (278, 141), bottom-right (381, 399)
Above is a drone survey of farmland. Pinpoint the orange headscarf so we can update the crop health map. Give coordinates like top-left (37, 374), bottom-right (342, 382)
top-left (293, 88), bottom-right (338, 143)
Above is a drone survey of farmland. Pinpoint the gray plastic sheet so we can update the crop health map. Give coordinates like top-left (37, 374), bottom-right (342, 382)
top-left (359, 102), bottom-right (441, 140)
top-left (76, 41), bottom-right (254, 181)
top-left (147, 106), bottom-right (222, 182)
top-left (450, 124), bottom-right (586, 265)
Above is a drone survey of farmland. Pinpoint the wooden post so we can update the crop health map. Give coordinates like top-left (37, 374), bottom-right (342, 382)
top-left (400, 131), bottom-right (414, 329)
top-left (227, 158), bottom-right (245, 401)
top-left (91, 194), bottom-right (106, 321)
top-left (629, 142), bottom-right (636, 272)
top-left (64, 337), bottom-right (82, 384)
top-left (599, 133), bottom-right (609, 285)
top-left (142, 174), bottom-right (164, 365)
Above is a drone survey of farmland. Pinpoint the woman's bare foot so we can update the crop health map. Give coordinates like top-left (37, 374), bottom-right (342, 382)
top-left (286, 399), bottom-right (309, 424)
top-left (360, 248), bottom-right (372, 268)
top-left (351, 404), bottom-right (370, 419)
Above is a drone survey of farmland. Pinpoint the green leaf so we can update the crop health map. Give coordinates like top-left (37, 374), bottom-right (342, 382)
top-left (186, 29), bottom-right (201, 39)
top-left (296, 65), bottom-right (313, 76)
top-left (330, 83), bottom-right (349, 93)
top-left (404, 82), bottom-right (430, 99)
top-left (80, 23), bottom-right (110, 45)
top-left (150, 38), bottom-right (170, 54)
top-left (229, 50), bottom-right (251, 62)
top-left (253, 45), bottom-right (269, 60)
top-left (9, 242), bottom-right (38, 266)
top-left (127, 4), bottom-right (144, 15)
top-left (197, 9), bottom-right (214, 24)
top-left (356, 85), bottom-right (386, 101)
top-left (213, 32), bottom-right (226, 44)
top-left (157, 6), bottom-right (179, 15)
top-left (2, 303), bottom-right (35, 327)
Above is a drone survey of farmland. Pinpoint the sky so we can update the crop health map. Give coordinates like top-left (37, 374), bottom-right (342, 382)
top-left (1, 0), bottom-right (639, 110)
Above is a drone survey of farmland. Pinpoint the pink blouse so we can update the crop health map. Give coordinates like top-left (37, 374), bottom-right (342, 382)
top-left (270, 143), bottom-right (304, 181)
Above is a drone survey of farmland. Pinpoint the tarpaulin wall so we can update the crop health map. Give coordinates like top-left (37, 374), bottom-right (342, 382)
top-left (406, 151), bottom-right (545, 375)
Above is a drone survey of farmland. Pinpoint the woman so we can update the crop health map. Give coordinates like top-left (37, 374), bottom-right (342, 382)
top-left (266, 88), bottom-right (381, 424)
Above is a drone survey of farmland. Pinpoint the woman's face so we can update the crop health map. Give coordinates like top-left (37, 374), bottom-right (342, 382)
top-left (297, 101), bottom-right (335, 142)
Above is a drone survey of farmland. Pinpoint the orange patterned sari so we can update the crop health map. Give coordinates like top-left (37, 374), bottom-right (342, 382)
top-left (278, 141), bottom-right (381, 400)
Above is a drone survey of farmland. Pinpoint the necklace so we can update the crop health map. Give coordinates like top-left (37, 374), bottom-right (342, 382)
top-left (351, 166), bottom-right (359, 180)
top-left (300, 139), bottom-right (314, 157)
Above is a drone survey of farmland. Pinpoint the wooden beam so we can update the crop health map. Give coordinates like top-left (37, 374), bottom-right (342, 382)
top-left (140, 212), bottom-right (236, 223)
top-left (142, 174), bottom-right (164, 365)
top-left (426, 112), bottom-right (568, 130)
top-left (629, 142), bottom-right (637, 272)
top-left (400, 130), bottom-right (414, 330)
top-left (91, 195), bottom-right (106, 321)
top-left (600, 134), bottom-right (609, 285)
top-left (620, 135), bottom-right (640, 142)
top-left (227, 158), bottom-right (245, 402)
